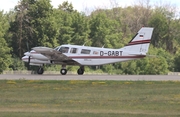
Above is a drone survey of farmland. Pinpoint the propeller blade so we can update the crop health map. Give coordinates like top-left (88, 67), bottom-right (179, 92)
top-left (28, 56), bottom-right (30, 70)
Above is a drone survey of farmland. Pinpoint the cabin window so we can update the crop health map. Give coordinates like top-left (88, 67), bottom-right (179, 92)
top-left (70, 48), bottom-right (78, 54)
top-left (59, 47), bottom-right (69, 53)
top-left (81, 49), bottom-right (91, 54)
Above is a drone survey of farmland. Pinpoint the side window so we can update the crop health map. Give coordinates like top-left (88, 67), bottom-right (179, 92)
top-left (70, 48), bottom-right (78, 54)
top-left (81, 49), bottom-right (91, 54)
top-left (59, 47), bottom-right (69, 53)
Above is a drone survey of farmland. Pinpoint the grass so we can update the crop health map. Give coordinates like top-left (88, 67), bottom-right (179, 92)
top-left (0, 80), bottom-right (180, 117)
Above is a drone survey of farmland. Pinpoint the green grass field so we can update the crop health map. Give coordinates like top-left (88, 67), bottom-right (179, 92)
top-left (0, 80), bottom-right (180, 117)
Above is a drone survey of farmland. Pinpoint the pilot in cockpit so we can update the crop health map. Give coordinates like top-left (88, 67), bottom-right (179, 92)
top-left (58, 47), bottom-right (69, 53)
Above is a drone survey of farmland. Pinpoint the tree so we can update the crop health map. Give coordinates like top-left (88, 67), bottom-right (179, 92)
top-left (71, 12), bottom-right (90, 45)
top-left (89, 13), bottom-right (122, 48)
top-left (58, 1), bottom-right (74, 12)
top-left (173, 53), bottom-right (180, 72)
top-left (10, 0), bottom-right (58, 57)
top-left (56, 9), bottom-right (74, 45)
top-left (27, 0), bottom-right (58, 47)
top-left (120, 61), bottom-right (137, 75)
top-left (136, 47), bottom-right (169, 74)
top-left (10, 0), bottom-right (32, 57)
top-left (0, 11), bottom-right (12, 73)
top-left (148, 3), bottom-right (177, 53)
top-left (143, 57), bottom-right (168, 74)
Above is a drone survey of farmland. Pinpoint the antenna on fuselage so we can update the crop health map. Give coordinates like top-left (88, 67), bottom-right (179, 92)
top-left (102, 44), bottom-right (105, 48)
top-left (82, 40), bottom-right (90, 46)
top-left (82, 42), bottom-right (86, 46)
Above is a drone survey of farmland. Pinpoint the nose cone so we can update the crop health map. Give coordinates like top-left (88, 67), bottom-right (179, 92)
top-left (24, 52), bottom-right (30, 56)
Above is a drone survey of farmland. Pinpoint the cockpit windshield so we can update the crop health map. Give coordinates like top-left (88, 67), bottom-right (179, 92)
top-left (54, 46), bottom-right (60, 51)
top-left (59, 47), bottom-right (69, 53)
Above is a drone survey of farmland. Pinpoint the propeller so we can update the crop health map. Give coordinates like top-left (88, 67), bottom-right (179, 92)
top-left (26, 42), bottom-right (31, 70)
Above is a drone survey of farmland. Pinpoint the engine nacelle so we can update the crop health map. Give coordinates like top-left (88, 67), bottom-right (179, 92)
top-left (29, 50), bottom-right (49, 61)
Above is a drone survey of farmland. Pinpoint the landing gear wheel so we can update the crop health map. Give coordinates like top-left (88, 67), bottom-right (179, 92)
top-left (37, 67), bottom-right (44, 75)
top-left (77, 68), bottom-right (84, 75)
top-left (60, 69), bottom-right (67, 75)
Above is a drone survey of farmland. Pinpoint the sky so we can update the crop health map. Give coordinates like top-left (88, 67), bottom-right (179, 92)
top-left (1, 0), bottom-right (180, 13)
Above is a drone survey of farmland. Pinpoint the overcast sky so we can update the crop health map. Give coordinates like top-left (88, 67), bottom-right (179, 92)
top-left (1, 0), bottom-right (180, 13)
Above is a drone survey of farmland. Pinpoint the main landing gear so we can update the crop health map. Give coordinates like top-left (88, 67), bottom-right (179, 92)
top-left (37, 67), bottom-right (44, 75)
top-left (60, 65), bottom-right (67, 75)
top-left (36, 65), bottom-right (85, 75)
top-left (60, 65), bottom-right (85, 75)
top-left (77, 66), bottom-right (84, 75)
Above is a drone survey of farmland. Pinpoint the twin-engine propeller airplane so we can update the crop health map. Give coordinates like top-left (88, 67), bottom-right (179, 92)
top-left (22, 27), bottom-right (154, 75)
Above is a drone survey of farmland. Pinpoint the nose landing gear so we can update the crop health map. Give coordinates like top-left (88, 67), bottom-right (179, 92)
top-left (60, 65), bottom-right (67, 75)
top-left (60, 69), bottom-right (67, 75)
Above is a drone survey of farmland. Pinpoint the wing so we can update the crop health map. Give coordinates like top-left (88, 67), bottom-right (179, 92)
top-left (32, 47), bottom-right (79, 65)
top-left (32, 47), bottom-right (69, 60)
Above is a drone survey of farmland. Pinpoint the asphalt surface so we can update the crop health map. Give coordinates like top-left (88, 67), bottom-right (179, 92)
top-left (0, 74), bottom-right (180, 81)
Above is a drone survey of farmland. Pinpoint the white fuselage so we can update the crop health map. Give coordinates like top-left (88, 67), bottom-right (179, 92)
top-left (21, 27), bottom-right (153, 75)
top-left (22, 44), bottom-right (146, 66)
top-left (67, 46), bottom-right (144, 65)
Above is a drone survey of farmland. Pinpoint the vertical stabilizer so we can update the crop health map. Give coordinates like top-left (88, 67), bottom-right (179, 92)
top-left (122, 27), bottom-right (154, 54)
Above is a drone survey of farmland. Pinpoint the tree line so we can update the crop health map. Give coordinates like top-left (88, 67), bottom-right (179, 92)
top-left (1, 0), bottom-right (180, 74)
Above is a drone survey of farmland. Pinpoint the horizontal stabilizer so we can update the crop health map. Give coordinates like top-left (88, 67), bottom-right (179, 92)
top-left (129, 52), bottom-right (146, 56)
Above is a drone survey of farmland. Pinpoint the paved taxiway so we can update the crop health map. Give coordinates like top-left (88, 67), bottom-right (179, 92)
top-left (0, 74), bottom-right (180, 81)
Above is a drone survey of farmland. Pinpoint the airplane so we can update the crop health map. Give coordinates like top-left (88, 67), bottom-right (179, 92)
top-left (22, 27), bottom-right (154, 75)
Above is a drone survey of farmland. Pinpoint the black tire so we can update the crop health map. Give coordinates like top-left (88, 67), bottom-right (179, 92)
top-left (60, 69), bottom-right (67, 75)
top-left (37, 67), bottom-right (44, 75)
top-left (77, 68), bottom-right (84, 75)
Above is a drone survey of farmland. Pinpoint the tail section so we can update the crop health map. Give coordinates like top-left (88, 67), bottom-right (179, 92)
top-left (122, 27), bottom-right (154, 54)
